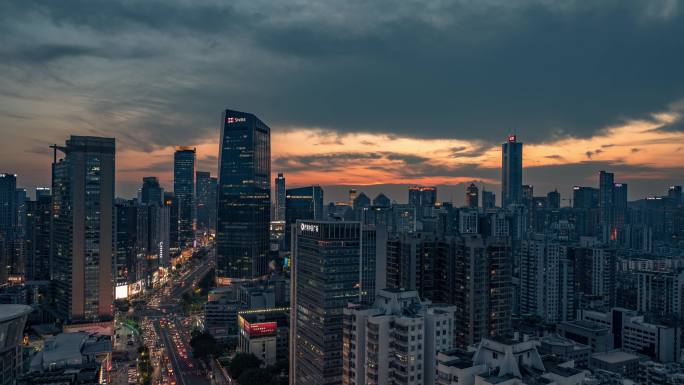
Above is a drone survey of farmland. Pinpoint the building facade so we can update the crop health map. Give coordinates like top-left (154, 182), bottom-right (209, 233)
top-left (290, 221), bottom-right (366, 385)
top-left (216, 109), bottom-right (271, 282)
top-left (501, 135), bottom-right (523, 207)
top-left (174, 146), bottom-right (195, 248)
top-left (51, 136), bottom-right (115, 323)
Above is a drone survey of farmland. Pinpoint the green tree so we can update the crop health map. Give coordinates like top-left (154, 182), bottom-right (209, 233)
top-left (189, 332), bottom-right (220, 360)
top-left (137, 346), bottom-right (152, 385)
top-left (228, 353), bottom-right (262, 380)
top-left (238, 368), bottom-right (273, 385)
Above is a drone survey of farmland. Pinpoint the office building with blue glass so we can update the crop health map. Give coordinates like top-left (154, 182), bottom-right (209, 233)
top-left (216, 109), bottom-right (271, 283)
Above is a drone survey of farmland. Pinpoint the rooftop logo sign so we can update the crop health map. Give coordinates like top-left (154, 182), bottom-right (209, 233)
top-left (300, 223), bottom-right (319, 233)
top-left (226, 117), bottom-right (247, 124)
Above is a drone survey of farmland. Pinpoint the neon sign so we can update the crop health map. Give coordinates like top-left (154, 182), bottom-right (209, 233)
top-left (226, 117), bottom-right (247, 124)
top-left (508, 135), bottom-right (517, 142)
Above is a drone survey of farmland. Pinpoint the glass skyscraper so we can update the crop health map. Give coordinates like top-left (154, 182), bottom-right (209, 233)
top-left (501, 135), bottom-right (523, 207)
top-left (284, 185), bottom-right (323, 251)
top-left (51, 136), bottom-right (115, 323)
top-left (290, 221), bottom-right (364, 385)
top-left (195, 171), bottom-right (212, 231)
top-left (216, 109), bottom-right (270, 283)
top-left (25, 194), bottom-right (52, 282)
top-left (0, 173), bottom-right (18, 284)
top-left (141, 176), bottom-right (163, 206)
top-left (174, 147), bottom-right (196, 248)
top-left (275, 172), bottom-right (286, 221)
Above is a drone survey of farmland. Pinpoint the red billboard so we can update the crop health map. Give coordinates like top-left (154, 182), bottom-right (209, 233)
top-left (241, 318), bottom-right (277, 338)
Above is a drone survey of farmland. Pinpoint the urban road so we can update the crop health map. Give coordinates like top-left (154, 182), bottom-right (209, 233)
top-left (135, 249), bottom-right (214, 385)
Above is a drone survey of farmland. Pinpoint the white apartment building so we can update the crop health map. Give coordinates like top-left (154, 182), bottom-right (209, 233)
top-left (436, 336), bottom-right (586, 385)
top-left (343, 288), bottom-right (456, 385)
top-left (577, 308), bottom-right (681, 363)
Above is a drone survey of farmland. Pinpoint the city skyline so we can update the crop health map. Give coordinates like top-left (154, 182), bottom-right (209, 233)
top-left (3, 2), bottom-right (684, 385)
top-left (2, 1), bottom-right (684, 200)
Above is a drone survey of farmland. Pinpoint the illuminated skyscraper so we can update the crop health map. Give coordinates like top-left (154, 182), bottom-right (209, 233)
top-left (668, 185), bottom-right (682, 206)
top-left (501, 135), bottom-right (523, 207)
top-left (216, 109), bottom-right (270, 282)
top-left (196, 171), bottom-right (214, 231)
top-left (0, 173), bottom-right (18, 284)
top-left (51, 136), bottom-right (115, 322)
top-left (290, 221), bottom-right (383, 385)
top-left (25, 194), bottom-right (51, 281)
top-left (284, 186), bottom-right (323, 251)
top-left (174, 147), bottom-right (195, 247)
top-left (275, 173), bottom-right (286, 221)
top-left (466, 183), bottom-right (479, 208)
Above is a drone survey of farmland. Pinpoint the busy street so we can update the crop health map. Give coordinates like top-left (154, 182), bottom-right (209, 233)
top-left (112, 246), bottom-right (214, 385)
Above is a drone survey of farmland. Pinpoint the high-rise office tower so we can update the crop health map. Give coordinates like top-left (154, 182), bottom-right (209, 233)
top-left (408, 185), bottom-right (437, 207)
top-left (408, 185), bottom-right (437, 219)
top-left (482, 189), bottom-right (496, 209)
top-left (208, 176), bottom-right (217, 230)
top-left (174, 146), bottom-right (196, 248)
top-left (115, 199), bottom-right (138, 287)
top-left (35, 187), bottom-right (51, 200)
top-left (216, 109), bottom-right (270, 283)
top-left (290, 221), bottom-right (370, 385)
top-left (501, 135), bottom-right (523, 207)
top-left (572, 186), bottom-right (599, 209)
top-left (25, 194), bottom-right (52, 281)
top-left (668, 185), bottom-right (682, 206)
top-left (163, 192), bottom-right (179, 250)
top-left (284, 186), bottom-right (323, 251)
top-left (547, 189), bottom-right (561, 209)
top-left (522, 184), bottom-right (534, 206)
top-left (195, 171), bottom-right (213, 231)
top-left (0, 173), bottom-right (18, 284)
top-left (275, 173), bottom-right (286, 221)
top-left (613, 183), bottom-right (628, 241)
top-left (466, 183), bottom-right (479, 208)
top-left (598, 170), bottom-right (615, 241)
top-left (349, 189), bottom-right (357, 208)
top-left (51, 136), bottom-right (115, 323)
top-left (140, 176), bottom-right (163, 206)
top-left (14, 188), bottom-right (27, 282)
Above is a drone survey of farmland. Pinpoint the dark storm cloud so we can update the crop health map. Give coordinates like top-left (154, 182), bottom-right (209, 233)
top-left (449, 145), bottom-right (491, 158)
top-left (383, 153), bottom-right (430, 165)
top-left (1, 0), bottom-right (684, 151)
top-left (0, 43), bottom-right (158, 64)
top-left (273, 152), bottom-right (384, 172)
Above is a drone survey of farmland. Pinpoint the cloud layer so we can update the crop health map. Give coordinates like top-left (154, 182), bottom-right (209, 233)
top-left (1, 0), bottom-right (683, 201)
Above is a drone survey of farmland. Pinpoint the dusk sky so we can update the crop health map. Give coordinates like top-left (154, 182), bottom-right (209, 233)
top-left (1, 0), bottom-right (683, 204)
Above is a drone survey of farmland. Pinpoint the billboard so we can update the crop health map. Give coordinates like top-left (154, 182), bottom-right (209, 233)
top-left (239, 316), bottom-right (277, 338)
top-left (115, 285), bottom-right (128, 300)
